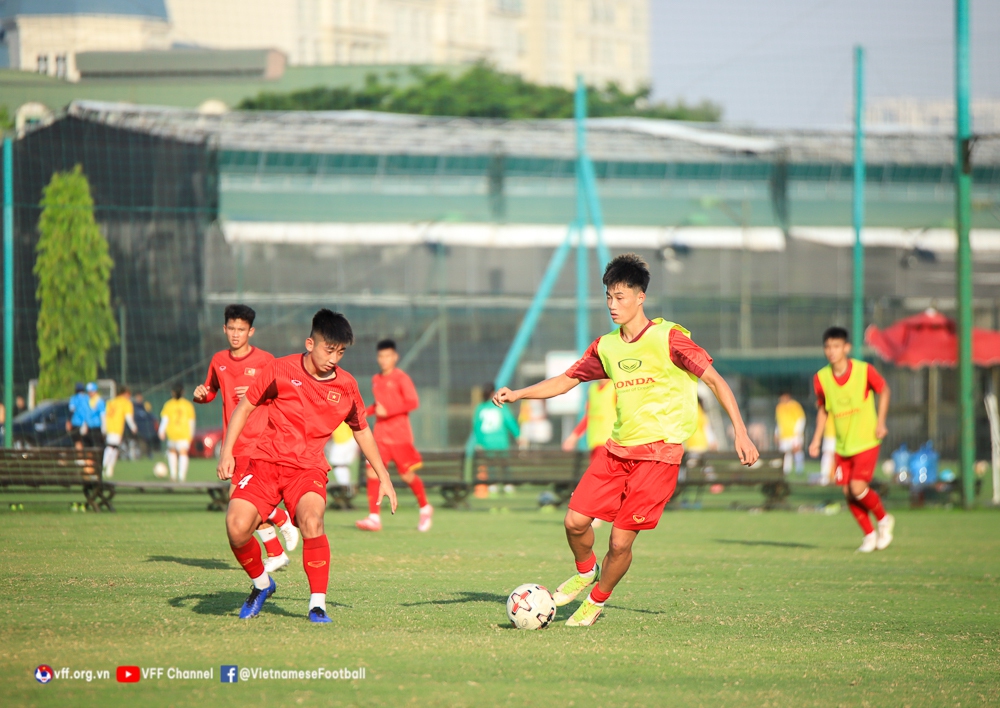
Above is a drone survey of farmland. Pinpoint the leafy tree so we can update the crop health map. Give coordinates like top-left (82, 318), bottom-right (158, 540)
top-left (34, 166), bottom-right (117, 399)
top-left (0, 105), bottom-right (13, 135)
top-left (239, 63), bottom-right (721, 122)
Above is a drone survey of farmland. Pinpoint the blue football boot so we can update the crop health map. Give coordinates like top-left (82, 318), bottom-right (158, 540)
top-left (308, 606), bottom-right (332, 624)
top-left (239, 577), bottom-right (276, 619)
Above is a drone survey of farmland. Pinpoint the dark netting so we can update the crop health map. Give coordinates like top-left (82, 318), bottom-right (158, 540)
top-left (8, 117), bottom-right (217, 405)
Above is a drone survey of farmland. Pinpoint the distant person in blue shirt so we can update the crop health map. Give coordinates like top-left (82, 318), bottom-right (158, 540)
top-left (67, 383), bottom-right (89, 449)
top-left (70, 382), bottom-right (105, 448)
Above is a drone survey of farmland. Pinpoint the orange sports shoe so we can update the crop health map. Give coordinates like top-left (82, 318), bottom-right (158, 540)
top-left (355, 516), bottom-right (382, 532)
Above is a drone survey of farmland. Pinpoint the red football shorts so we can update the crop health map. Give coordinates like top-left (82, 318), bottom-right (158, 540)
top-left (229, 456), bottom-right (253, 489)
top-left (833, 445), bottom-right (880, 485)
top-left (568, 446), bottom-right (679, 531)
top-left (368, 439), bottom-right (423, 476)
top-left (231, 458), bottom-right (328, 524)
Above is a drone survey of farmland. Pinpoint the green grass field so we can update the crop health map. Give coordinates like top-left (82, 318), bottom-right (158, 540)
top-left (3, 459), bottom-right (999, 707)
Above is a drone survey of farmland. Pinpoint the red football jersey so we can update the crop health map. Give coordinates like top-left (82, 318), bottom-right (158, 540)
top-left (246, 354), bottom-right (368, 470)
top-left (198, 346), bottom-right (274, 457)
top-left (366, 368), bottom-right (419, 445)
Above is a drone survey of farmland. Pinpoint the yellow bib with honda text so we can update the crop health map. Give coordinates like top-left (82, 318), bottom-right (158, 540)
top-left (597, 319), bottom-right (699, 446)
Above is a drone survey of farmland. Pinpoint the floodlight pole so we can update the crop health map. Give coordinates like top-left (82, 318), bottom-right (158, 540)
top-left (3, 138), bottom-right (13, 448)
top-left (852, 46), bottom-right (866, 346)
top-left (955, 0), bottom-right (975, 507)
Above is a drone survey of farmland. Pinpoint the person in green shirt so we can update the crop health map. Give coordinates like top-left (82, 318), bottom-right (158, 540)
top-left (473, 384), bottom-right (520, 450)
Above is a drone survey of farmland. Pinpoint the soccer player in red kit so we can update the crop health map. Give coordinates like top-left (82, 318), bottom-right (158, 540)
top-left (218, 309), bottom-right (398, 622)
top-left (355, 339), bottom-right (433, 532)
top-left (494, 254), bottom-right (758, 626)
top-left (194, 304), bottom-right (299, 573)
top-left (808, 326), bottom-right (894, 553)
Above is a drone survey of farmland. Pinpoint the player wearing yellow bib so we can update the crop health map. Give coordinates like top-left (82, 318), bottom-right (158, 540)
top-left (159, 384), bottom-right (196, 482)
top-left (774, 392), bottom-right (806, 475)
top-left (102, 386), bottom-right (137, 479)
top-left (493, 254), bottom-right (759, 626)
top-left (808, 327), bottom-right (893, 553)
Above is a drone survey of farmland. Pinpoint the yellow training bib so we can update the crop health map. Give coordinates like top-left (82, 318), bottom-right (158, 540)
top-left (816, 360), bottom-right (879, 457)
top-left (597, 319), bottom-right (699, 446)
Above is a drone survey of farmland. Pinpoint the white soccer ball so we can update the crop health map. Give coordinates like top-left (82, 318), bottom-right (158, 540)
top-left (506, 583), bottom-right (556, 630)
top-left (153, 462), bottom-right (169, 478)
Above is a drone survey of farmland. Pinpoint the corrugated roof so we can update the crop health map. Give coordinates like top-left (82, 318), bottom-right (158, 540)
top-left (63, 100), bottom-right (1000, 165)
top-left (0, 0), bottom-right (167, 20)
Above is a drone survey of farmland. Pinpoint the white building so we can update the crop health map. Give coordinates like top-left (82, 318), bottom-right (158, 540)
top-left (165, 0), bottom-right (650, 91)
top-left (0, 0), bottom-right (170, 81)
top-left (867, 97), bottom-right (1000, 133)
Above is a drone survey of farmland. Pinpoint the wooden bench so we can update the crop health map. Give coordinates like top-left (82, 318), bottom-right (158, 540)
top-left (675, 451), bottom-right (788, 507)
top-left (471, 449), bottom-right (588, 505)
top-left (326, 450), bottom-right (468, 510)
top-left (0, 448), bottom-right (110, 511)
top-left (107, 481), bottom-right (231, 512)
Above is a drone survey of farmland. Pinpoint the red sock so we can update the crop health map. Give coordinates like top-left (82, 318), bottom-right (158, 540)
top-left (589, 586), bottom-right (612, 604)
top-left (407, 474), bottom-right (428, 507)
top-left (302, 536), bottom-right (330, 594)
top-left (575, 552), bottom-right (597, 574)
top-left (262, 536), bottom-right (284, 558)
top-left (268, 507), bottom-right (289, 526)
top-left (855, 488), bottom-right (886, 521)
top-left (847, 499), bottom-right (874, 535)
top-left (366, 477), bottom-right (381, 514)
top-left (231, 538), bottom-right (265, 580)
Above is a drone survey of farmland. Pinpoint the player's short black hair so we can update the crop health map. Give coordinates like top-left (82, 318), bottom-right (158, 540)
top-left (603, 253), bottom-right (651, 293)
top-left (171, 384), bottom-right (183, 398)
top-left (822, 326), bottom-right (850, 343)
top-left (310, 309), bottom-right (354, 346)
top-left (224, 304), bottom-right (256, 327)
top-left (482, 382), bottom-right (495, 399)
top-left (376, 339), bottom-right (397, 352)
top-left (119, 385), bottom-right (130, 395)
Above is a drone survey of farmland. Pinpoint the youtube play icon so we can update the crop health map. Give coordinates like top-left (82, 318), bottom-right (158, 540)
top-left (116, 666), bottom-right (140, 683)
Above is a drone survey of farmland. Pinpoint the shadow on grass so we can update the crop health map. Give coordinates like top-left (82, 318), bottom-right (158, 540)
top-left (146, 555), bottom-right (233, 570)
top-left (714, 539), bottom-right (817, 549)
top-left (400, 591), bottom-right (507, 607)
top-left (169, 591), bottom-right (299, 617)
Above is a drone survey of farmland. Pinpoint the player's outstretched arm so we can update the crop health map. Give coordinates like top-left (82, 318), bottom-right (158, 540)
top-left (493, 374), bottom-right (579, 407)
top-left (217, 397), bottom-right (256, 480)
top-left (700, 365), bottom-right (759, 466)
top-left (809, 406), bottom-right (828, 458)
top-left (353, 427), bottom-right (398, 514)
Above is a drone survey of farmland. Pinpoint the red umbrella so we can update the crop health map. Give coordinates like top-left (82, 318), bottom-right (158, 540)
top-left (865, 309), bottom-right (1000, 368)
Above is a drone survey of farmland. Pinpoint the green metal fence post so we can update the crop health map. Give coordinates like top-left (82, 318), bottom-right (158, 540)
top-left (852, 46), bottom-right (866, 345)
top-left (955, 0), bottom-right (975, 507)
top-left (3, 138), bottom-right (13, 448)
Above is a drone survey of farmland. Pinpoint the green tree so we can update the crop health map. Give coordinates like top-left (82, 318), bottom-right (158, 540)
top-left (33, 166), bottom-right (118, 400)
top-left (239, 63), bottom-right (722, 122)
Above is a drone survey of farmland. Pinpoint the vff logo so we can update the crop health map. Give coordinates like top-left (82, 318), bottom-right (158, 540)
top-left (35, 665), bottom-right (54, 684)
top-left (221, 665), bottom-right (239, 683)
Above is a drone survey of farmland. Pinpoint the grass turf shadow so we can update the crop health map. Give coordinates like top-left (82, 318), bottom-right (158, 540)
top-left (169, 591), bottom-right (299, 617)
top-left (714, 539), bottom-right (818, 549)
top-left (400, 591), bottom-right (508, 607)
top-left (146, 555), bottom-right (233, 570)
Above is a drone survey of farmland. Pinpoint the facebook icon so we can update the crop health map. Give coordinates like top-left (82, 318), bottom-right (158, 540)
top-left (221, 665), bottom-right (239, 683)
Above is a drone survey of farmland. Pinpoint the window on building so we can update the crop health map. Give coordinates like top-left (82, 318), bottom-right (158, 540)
top-left (55, 54), bottom-right (67, 79)
top-left (496, 0), bottom-right (523, 15)
top-left (36, 54), bottom-right (48, 74)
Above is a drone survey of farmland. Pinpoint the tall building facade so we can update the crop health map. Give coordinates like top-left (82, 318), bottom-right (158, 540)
top-left (165, 0), bottom-right (650, 90)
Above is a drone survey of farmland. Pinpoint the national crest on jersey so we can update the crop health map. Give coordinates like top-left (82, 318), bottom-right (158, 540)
top-left (596, 319), bottom-right (698, 446)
